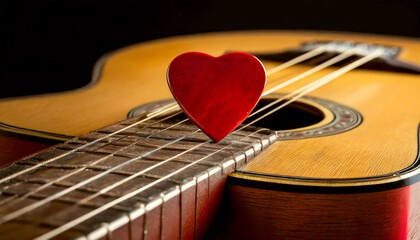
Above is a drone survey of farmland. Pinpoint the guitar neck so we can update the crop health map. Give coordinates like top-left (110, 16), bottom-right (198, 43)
top-left (0, 110), bottom-right (277, 239)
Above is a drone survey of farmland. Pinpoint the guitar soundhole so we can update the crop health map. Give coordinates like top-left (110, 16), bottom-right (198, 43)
top-left (128, 95), bottom-right (362, 140)
top-left (244, 98), bottom-right (325, 131)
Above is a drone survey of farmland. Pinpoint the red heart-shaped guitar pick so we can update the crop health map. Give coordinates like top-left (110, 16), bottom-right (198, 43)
top-left (167, 52), bottom-right (266, 142)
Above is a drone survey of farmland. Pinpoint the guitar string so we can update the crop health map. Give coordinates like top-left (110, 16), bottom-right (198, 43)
top-left (36, 129), bottom-right (267, 240)
top-left (265, 45), bottom-right (326, 75)
top-left (0, 127), bottom-right (202, 224)
top-left (0, 47), bottom-right (354, 226)
top-left (3, 47), bottom-right (332, 221)
top-left (0, 103), bottom-right (179, 185)
top-left (3, 52), bottom-right (382, 236)
top-left (0, 49), bottom-right (328, 207)
top-left (0, 59), bottom-right (338, 237)
top-left (50, 50), bottom-right (340, 207)
top-left (56, 46), bottom-right (338, 208)
top-left (0, 47), bottom-right (327, 206)
top-left (41, 48), bottom-right (362, 210)
top-left (0, 112), bottom-right (188, 208)
top-left (0, 46), bottom-right (360, 224)
top-left (264, 50), bottom-right (336, 89)
top-left (34, 49), bottom-right (385, 240)
top-left (11, 48), bottom-right (384, 229)
top-left (0, 46), bottom-right (326, 185)
top-left (261, 48), bottom-right (355, 97)
top-left (251, 49), bottom-right (384, 122)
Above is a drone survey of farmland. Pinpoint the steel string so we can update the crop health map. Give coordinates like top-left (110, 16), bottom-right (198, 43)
top-left (35, 128), bottom-right (268, 240)
top-left (0, 46), bottom-right (356, 225)
top-left (0, 47), bottom-right (325, 185)
top-left (0, 104), bottom-right (179, 184)
top-left (0, 112), bottom-right (187, 207)
top-left (261, 48), bottom-right (355, 97)
top-left (0, 49), bottom-right (327, 210)
top-left (35, 49), bottom-right (383, 239)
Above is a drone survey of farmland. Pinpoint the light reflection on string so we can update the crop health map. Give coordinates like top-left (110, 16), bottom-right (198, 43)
top-left (0, 46), bottom-right (326, 185)
top-left (0, 46), bottom-right (384, 238)
top-left (34, 48), bottom-right (383, 240)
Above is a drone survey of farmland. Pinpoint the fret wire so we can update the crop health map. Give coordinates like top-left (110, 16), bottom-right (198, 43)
top-left (71, 138), bottom-right (213, 205)
top-left (0, 55), bottom-right (306, 218)
top-left (0, 47), bottom-right (381, 227)
top-left (0, 47), bottom-right (325, 186)
top-left (0, 49), bottom-right (380, 229)
top-left (0, 111), bottom-right (183, 208)
top-left (0, 45), bottom-right (378, 223)
top-left (178, 184), bottom-right (183, 240)
top-left (34, 49), bottom-right (384, 240)
top-left (34, 128), bottom-right (267, 240)
top-left (0, 118), bottom-right (199, 224)
top-left (70, 125), bottom-right (268, 209)
top-left (67, 135), bottom-right (249, 207)
top-left (0, 49), bottom-right (380, 240)
top-left (0, 104), bottom-right (180, 184)
top-left (0, 128), bottom-right (200, 224)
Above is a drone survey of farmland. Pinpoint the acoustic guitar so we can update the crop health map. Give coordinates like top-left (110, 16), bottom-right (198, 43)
top-left (0, 31), bottom-right (419, 240)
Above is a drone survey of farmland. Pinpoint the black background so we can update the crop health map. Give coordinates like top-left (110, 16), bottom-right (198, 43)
top-left (1, 0), bottom-right (420, 98)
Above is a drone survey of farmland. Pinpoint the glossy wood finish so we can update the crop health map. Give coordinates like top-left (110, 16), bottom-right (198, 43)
top-left (0, 135), bottom-right (51, 167)
top-left (1, 31), bottom-right (420, 179)
top-left (0, 113), bottom-right (277, 239)
top-left (167, 52), bottom-right (266, 142)
top-left (225, 182), bottom-right (414, 240)
top-left (0, 31), bottom-right (420, 239)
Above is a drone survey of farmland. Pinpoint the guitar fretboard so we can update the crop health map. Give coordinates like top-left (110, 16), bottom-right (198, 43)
top-left (0, 112), bottom-right (277, 239)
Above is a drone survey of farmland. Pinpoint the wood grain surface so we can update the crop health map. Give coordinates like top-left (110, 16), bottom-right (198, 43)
top-left (0, 31), bottom-right (419, 239)
top-left (1, 31), bottom-right (419, 179)
top-left (0, 135), bottom-right (50, 167)
top-left (225, 183), bottom-right (414, 240)
top-left (0, 112), bottom-right (277, 239)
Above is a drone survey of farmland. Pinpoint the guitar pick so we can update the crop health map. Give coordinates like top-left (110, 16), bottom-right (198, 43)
top-left (167, 52), bottom-right (266, 142)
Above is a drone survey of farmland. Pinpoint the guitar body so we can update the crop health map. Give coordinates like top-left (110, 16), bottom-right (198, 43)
top-left (1, 31), bottom-right (420, 239)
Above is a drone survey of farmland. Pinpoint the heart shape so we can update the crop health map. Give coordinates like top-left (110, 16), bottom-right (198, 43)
top-left (167, 52), bottom-right (266, 142)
